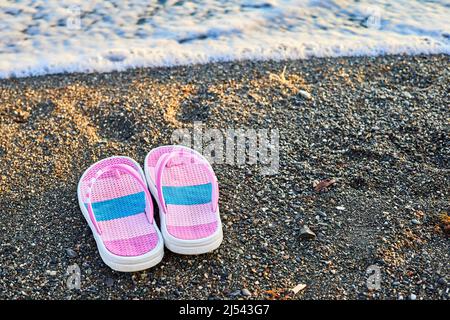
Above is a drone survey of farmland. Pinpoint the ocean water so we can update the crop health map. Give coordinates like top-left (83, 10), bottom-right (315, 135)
top-left (0, 0), bottom-right (449, 78)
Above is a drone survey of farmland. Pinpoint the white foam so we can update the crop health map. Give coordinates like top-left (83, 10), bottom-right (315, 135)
top-left (0, 0), bottom-right (448, 78)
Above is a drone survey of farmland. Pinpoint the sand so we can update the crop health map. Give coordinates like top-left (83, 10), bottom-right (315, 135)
top-left (0, 54), bottom-right (448, 299)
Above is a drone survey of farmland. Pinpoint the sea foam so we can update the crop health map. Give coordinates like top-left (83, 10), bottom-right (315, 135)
top-left (0, 0), bottom-right (448, 78)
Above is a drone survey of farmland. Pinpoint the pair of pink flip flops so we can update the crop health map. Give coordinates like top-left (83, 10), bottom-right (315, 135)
top-left (77, 145), bottom-right (223, 272)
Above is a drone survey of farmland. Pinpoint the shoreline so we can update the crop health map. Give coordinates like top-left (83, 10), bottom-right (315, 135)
top-left (1, 52), bottom-right (448, 84)
top-left (0, 54), bottom-right (448, 299)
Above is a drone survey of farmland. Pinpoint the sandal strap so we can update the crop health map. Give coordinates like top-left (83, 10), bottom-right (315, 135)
top-left (85, 163), bottom-right (154, 234)
top-left (154, 149), bottom-right (218, 214)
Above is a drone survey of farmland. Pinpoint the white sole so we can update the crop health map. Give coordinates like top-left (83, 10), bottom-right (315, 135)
top-left (144, 146), bottom-right (223, 255)
top-left (77, 156), bottom-right (164, 272)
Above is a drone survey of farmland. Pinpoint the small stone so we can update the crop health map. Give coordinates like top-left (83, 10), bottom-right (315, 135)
top-left (15, 110), bottom-right (30, 122)
top-left (229, 290), bottom-right (241, 297)
top-left (298, 90), bottom-right (312, 100)
top-left (299, 225), bottom-right (316, 240)
top-left (409, 293), bottom-right (417, 300)
top-left (403, 91), bottom-right (413, 99)
top-left (318, 211), bottom-right (327, 218)
top-left (291, 283), bottom-right (307, 294)
top-left (65, 248), bottom-right (77, 258)
top-left (241, 288), bottom-right (251, 296)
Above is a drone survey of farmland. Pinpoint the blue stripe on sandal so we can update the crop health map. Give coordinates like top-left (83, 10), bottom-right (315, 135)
top-left (162, 183), bottom-right (212, 206)
top-left (85, 191), bottom-right (146, 221)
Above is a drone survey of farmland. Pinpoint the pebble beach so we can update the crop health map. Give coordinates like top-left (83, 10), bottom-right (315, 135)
top-left (0, 54), bottom-right (449, 299)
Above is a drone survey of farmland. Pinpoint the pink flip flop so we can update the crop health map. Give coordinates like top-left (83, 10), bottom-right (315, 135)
top-left (144, 146), bottom-right (223, 255)
top-left (77, 156), bottom-right (164, 271)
